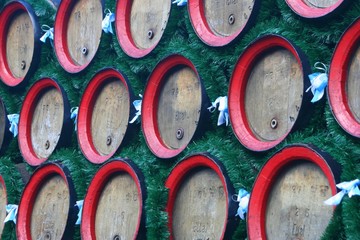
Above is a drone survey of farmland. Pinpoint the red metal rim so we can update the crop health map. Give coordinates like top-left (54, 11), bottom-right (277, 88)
top-left (142, 54), bottom-right (202, 159)
top-left (228, 35), bottom-right (305, 152)
top-left (54, 0), bottom-right (102, 73)
top-left (165, 153), bottom-right (234, 240)
top-left (328, 17), bottom-right (360, 137)
top-left (285, 0), bottom-right (346, 18)
top-left (247, 144), bottom-right (340, 239)
top-left (18, 78), bottom-right (65, 166)
top-left (77, 68), bottom-right (132, 164)
top-left (0, 0), bottom-right (41, 87)
top-left (81, 158), bottom-right (146, 239)
top-left (16, 163), bottom-right (76, 240)
top-left (187, 0), bottom-right (258, 46)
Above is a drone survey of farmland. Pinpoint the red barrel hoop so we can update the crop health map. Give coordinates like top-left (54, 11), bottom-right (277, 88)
top-left (0, 0), bottom-right (41, 87)
top-left (77, 68), bottom-right (136, 164)
top-left (81, 158), bottom-right (146, 239)
top-left (284, 0), bottom-right (348, 18)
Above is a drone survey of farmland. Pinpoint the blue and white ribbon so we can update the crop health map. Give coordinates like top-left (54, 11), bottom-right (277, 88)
top-left (207, 96), bottom-right (229, 126)
top-left (7, 114), bottom-right (19, 137)
top-left (4, 204), bottom-right (18, 224)
top-left (172, 0), bottom-right (187, 6)
top-left (102, 9), bottom-right (115, 34)
top-left (75, 200), bottom-right (83, 225)
top-left (306, 62), bottom-right (328, 103)
top-left (233, 189), bottom-right (250, 220)
top-left (324, 179), bottom-right (360, 206)
top-left (129, 94), bottom-right (142, 124)
top-left (40, 25), bottom-right (54, 44)
top-left (70, 107), bottom-right (78, 131)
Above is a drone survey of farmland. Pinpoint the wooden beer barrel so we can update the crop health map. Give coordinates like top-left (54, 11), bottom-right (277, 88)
top-left (284, 0), bottom-right (348, 18)
top-left (81, 158), bottom-right (146, 239)
top-left (0, 0), bottom-right (41, 87)
top-left (0, 175), bottom-right (7, 237)
top-left (228, 34), bottom-right (312, 152)
top-left (18, 78), bottom-right (72, 166)
top-left (328, 17), bottom-right (360, 137)
top-left (166, 153), bottom-right (237, 239)
top-left (115, 0), bottom-right (171, 58)
top-left (142, 54), bottom-right (210, 159)
top-left (0, 98), bottom-right (11, 154)
top-left (188, 0), bottom-right (259, 46)
top-left (16, 162), bottom-right (77, 240)
top-left (77, 68), bottom-right (136, 164)
top-left (54, 0), bottom-right (104, 73)
top-left (247, 144), bottom-right (341, 240)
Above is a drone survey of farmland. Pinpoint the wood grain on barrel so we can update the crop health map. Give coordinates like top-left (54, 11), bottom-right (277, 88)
top-left (66, 0), bottom-right (102, 66)
top-left (5, 11), bottom-right (34, 78)
top-left (265, 161), bottom-right (333, 240)
top-left (0, 183), bottom-right (6, 235)
top-left (303, 0), bottom-right (338, 8)
top-left (0, 102), bottom-right (6, 149)
top-left (172, 168), bottom-right (227, 239)
top-left (95, 173), bottom-right (140, 239)
top-left (157, 66), bottom-right (201, 149)
top-left (204, 0), bottom-right (254, 37)
top-left (31, 88), bottom-right (64, 159)
top-left (91, 79), bottom-right (130, 156)
top-left (130, 0), bottom-right (170, 50)
top-left (245, 48), bottom-right (303, 141)
top-left (346, 46), bottom-right (360, 122)
top-left (30, 175), bottom-right (70, 240)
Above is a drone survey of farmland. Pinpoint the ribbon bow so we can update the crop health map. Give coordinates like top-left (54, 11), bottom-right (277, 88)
top-left (306, 62), bottom-right (328, 103)
top-left (208, 96), bottom-right (229, 126)
top-left (129, 94), bottom-right (142, 124)
top-left (102, 9), bottom-right (115, 34)
top-left (40, 25), bottom-right (54, 44)
top-left (75, 200), bottom-right (83, 225)
top-left (233, 189), bottom-right (250, 220)
top-left (4, 204), bottom-right (18, 224)
top-left (324, 179), bottom-right (360, 206)
top-left (7, 114), bottom-right (19, 137)
top-left (172, 0), bottom-right (187, 6)
top-left (70, 107), bottom-right (78, 131)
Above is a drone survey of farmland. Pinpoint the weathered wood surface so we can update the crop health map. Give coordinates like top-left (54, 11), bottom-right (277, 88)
top-left (157, 66), bottom-right (202, 149)
top-left (0, 182), bottom-right (6, 236)
top-left (172, 168), bottom-right (227, 239)
top-left (95, 172), bottom-right (140, 239)
top-left (245, 48), bottom-right (303, 141)
top-left (0, 100), bottom-right (6, 151)
top-left (303, 0), bottom-right (338, 8)
top-left (90, 79), bottom-right (130, 156)
top-left (346, 45), bottom-right (360, 122)
top-left (265, 161), bottom-right (333, 240)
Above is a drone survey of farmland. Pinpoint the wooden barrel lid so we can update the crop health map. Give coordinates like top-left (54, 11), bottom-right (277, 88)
top-left (142, 54), bottom-right (209, 159)
top-left (0, 98), bottom-right (11, 154)
top-left (188, 0), bottom-right (259, 46)
top-left (16, 162), bottom-right (77, 240)
top-left (81, 158), bottom-right (146, 239)
top-left (0, 0), bottom-right (41, 87)
top-left (284, 0), bottom-right (347, 18)
top-left (228, 34), bottom-right (312, 151)
top-left (18, 78), bottom-right (71, 166)
top-left (329, 17), bottom-right (360, 137)
top-left (77, 68), bottom-right (135, 164)
top-left (116, 0), bottom-right (171, 58)
top-left (54, 0), bottom-right (104, 73)
top-left (247, 144), bottom-right (341, 240)
top-left (0, 176), bottom-right (7, 236)
top-left (166, 153), bottom-right (237, 240)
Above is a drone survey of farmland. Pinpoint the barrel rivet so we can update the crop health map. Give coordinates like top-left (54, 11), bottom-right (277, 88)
top-left (21, 60), bottom-right (26, 70)
top-left (270, 118), bottom-right (278, 129)
top-left (176, 128), bottom-right (184, 140)
top-left (106, 136), bottom-right (112, 146)
top-left (45, 140), bottom-right (50, 150)
top-left (113, 235), bottom-right (120, 240)
top-left (228, 14), bottom-right (235, 25)
top-left (147, 30), bottom-right (154, 39)
top-left (45, 232), bottom-right (51, 240)
top-left (81, 47), bottom-right (88, 55)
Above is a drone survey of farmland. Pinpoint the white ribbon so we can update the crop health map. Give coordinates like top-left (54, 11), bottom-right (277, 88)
top-left (102, 9), bottom-right (115, 34)
top-left (7, 114), bottom-right (19, 137)
top-left (75, 200), bottom-right (83, 225)
top-left (4, 204), bottom-right (18, 224)
top-left (324, 179), bottom-right (360, 206)
top-left (40, 25), bottom-right (54, 44)
top-left (70, 107), bottom-right (78, 131)
top-left (306, 62), bottom-right (328, 103)
top-left (207, 96), bottom-right (229, 126)
top-left (172, 0), bottom-right (187, 6)
top-left (129, 94), bottom-right (142, 124)
top-left (233, 189), bottom-right (250, 220)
